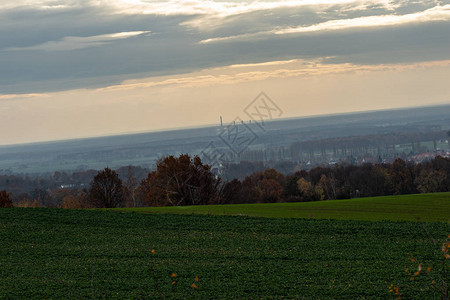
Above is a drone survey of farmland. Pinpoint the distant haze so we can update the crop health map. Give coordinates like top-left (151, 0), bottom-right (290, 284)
top-left (1, 0), bottom-right (450, 145)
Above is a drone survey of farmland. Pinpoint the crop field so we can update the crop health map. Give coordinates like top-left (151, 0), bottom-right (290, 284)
top-left (114, 192), bottom-right (450, 223)
top-left (0, 208), bottom-right (448, 299)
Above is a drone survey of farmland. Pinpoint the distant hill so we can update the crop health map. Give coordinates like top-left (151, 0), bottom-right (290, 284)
top-left (1, 104), bottom-right (449, 174)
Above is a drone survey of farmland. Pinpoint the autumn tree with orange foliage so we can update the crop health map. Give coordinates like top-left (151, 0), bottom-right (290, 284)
top-left (238, 169), bottom-right (285, 203)
top-left (258, 179), bottom-right (284, 203)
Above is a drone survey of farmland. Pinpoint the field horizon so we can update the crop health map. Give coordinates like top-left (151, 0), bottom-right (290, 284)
top-left (111, 192), bottom-right (450, 223)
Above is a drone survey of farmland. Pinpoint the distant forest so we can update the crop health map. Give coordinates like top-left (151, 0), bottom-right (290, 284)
top-left (1, 155), bottom-right (449, 208)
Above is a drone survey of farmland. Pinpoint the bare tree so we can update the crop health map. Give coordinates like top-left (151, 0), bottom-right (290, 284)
top-left (124, 167), bottom-right (139, 207)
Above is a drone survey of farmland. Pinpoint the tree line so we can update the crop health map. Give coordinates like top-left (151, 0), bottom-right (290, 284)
top-left (1, 154), bottom-right (449, 209)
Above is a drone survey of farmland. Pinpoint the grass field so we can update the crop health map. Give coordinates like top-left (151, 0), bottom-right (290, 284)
top-left (0, 207), bottom-right (448, 299)
top-left (113, 192), bottom-right (450, 223)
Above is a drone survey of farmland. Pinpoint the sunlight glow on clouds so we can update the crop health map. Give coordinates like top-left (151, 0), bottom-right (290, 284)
top-left (200, 4), bottom-right (450, 43)
top-left (4, 31), bottom-right (151, 51)
top-left (1, 58), bottom-right (450, 145)
top-left (0, 0), bottom-right (400, 22)
top-left (87, 0), bottom-right (377, 17)
top-left (90, 59), bottom-right (450, 91)
top-left (3, 58), bottom-right (449, 98)
top-left (276, 4), bottom-right (450, 34)
top-left (0, 93), bottom-right (49, 100)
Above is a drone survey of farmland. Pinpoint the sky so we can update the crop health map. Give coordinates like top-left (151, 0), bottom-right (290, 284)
top-left (0, 0), bottom-right (449, 145)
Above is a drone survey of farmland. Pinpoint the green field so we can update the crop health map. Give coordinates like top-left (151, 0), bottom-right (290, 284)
top-left (0, 207), bottom-right (449, 299)
top-left (113, 192), bottom-right (450, 223)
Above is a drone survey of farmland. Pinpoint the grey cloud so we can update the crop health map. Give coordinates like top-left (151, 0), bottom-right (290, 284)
top-left (4, 31), bottom-right (151, 52)
top-left (0, 1), bottom-right (449, 94)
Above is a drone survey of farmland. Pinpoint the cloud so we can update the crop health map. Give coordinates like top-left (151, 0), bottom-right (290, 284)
top-left (95, 58), bottom-right (450, 92)
top-left (275, 4), bottom-right (450, 34)
top-left (177, 0), bottom-right (399, 30)
top-left (0, 0), bottom-right (399, 20)
top-left (4, 30), bottom-right (150, 52)
top-left (226, 59), bottom-right (302, 69)
top-left (1, 0), bottom-right (449, 94)
top-left (0, 93), bottom-right (49, 100)
top-left (0, 1), bottom-right (73, 10)
top-left (200, 4), bottom-right (450, 43)
top-left (73, 0), bottom-right (383, 17)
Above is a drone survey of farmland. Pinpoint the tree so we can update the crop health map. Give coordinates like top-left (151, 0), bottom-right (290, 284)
top-left (89, 168), bottom-right (125, 208)
top-left (123, 167), bottom-right (139, 207)
top-left (415, 169), bottom-right (447, 193)
top-left (241, 176), bottom-right (261, 204)
top-left (51, 188), bottom-right (74, 207)
top-left (140, 155), bottom-right (221, 206)
top-left (390, 158), bottom-right (414, 195)
top-left (30, 189), bottom-right (51, 207)
top-left (414, 157), bottom-right (449, 193)
top-left (297, 178), bottom-right (314, 201)
top-left (0, 190), bottom-right (13, 208)
top-left (296, 177), bottom-right (324, 201)
top-left (262, 168), bottom-right (285, 185)
top-left (284, 175), bottom-right (301, 202)
top-left (318, 174), bottom-right (336, 200)
top-left (258, 179), bottom-right (284, 203)
top-left (60, 195), bottom-right (85, 209)
top-left (221, 179), bottom-right (243, 204)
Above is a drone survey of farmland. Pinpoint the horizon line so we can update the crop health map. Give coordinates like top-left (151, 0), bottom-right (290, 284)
top-left (1, 102), bottom-right (449, 148)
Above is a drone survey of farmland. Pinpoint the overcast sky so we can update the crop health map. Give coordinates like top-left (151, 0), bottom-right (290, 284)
top-left (1, 0), bottom-right (449, 145)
